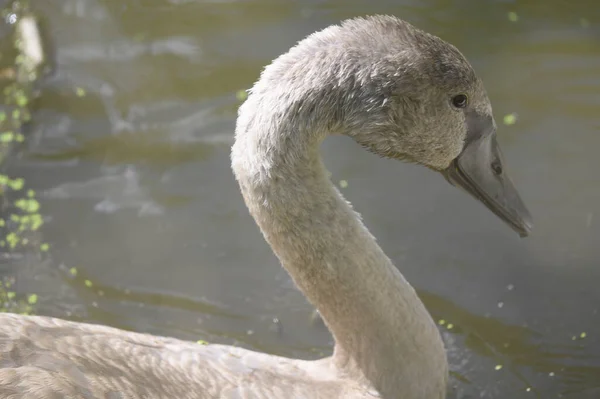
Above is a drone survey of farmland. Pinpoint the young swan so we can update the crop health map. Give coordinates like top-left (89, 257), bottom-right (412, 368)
top-left (0, 15), bottom-right (531, 399)
top-left (231, 14), bottom-right (532, 398)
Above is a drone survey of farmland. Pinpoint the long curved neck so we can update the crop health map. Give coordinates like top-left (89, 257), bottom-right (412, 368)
top-left (231, 104), bottom-right (448, 398)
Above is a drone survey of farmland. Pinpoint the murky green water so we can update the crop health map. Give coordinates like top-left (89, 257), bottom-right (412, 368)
top-left (1, 0), bottom-right (599, 397)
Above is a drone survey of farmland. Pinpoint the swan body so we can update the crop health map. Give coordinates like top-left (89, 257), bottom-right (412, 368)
top-left (0, 15), bottom-right (532, 398)
top-left (0, 313), bottom-right (368, 398)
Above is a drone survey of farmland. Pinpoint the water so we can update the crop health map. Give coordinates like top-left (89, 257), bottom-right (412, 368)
top-left (2, 0), bottom-right (600, 397)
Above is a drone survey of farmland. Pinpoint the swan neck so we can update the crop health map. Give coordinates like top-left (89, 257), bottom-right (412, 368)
top-left (231, 108), bottom-right (448, 397)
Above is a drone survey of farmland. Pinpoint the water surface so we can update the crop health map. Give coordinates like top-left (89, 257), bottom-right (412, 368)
top-left (2, 0), bottom-right (600, 397)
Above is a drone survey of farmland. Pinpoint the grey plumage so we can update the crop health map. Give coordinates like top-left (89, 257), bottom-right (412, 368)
top-left (0, 313), bottom-right (368, 398)
top-left (1, 15), bottom-right (507, 398)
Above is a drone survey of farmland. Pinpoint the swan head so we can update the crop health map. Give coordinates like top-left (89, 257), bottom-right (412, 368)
top-left (244, 16), bottom-right (532, 236)
top-left (328, 17), bottom-right (533, 236)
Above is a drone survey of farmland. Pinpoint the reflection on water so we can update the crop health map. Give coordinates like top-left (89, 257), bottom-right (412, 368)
top-left (1, 0), bottom-right (599, 397)
top-left (424, 291), bottom-right (600, 397)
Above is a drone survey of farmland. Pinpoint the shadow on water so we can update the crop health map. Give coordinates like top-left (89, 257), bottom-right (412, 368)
top-left (1, 0), bottom-right (599, 398)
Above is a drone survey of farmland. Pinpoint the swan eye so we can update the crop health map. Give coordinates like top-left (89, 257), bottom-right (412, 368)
top-left (491, 161), bottom-right (503, 176)
top-left (451, 94), bottom-right (468, 109)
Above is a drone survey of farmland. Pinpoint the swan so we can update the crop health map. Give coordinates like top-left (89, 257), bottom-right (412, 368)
top-left (0, 15), bottom-right (532, 399)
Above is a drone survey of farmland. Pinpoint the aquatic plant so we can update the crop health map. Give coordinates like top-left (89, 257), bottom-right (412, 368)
top-left (0, 0), bottom-right (49, 314)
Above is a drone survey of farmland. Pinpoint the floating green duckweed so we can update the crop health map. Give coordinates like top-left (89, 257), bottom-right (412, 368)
top-left (0, 277), bottom-right (36, 315)
top-left (29, 213), bottom-right (43, 230)
top-left (494, 364), bottom-right (503, 371)
top-left (236, 89), bottom-right (248, 101)
top-left (197, 340), bottom-right (208, 345)
top-left (8, 177), bottom-right (24, 190)
top-left (84, 279), bottom-right (93, 288)
top-left (571, 332), bottom-right (588, 340)
top-left (503, 113), bottom-right (518, 126)
top-left (39, 242), bottom-right (49, 251)
top-left (6, 232), bottom-right (19, 248)
top-left (0, 132), bottom-right (15, 143)
top-left (75, 87), bottom-right (86, 97)
top-left (69, 267), bottom-right (78, 276)
top-left (27, 294), bottom-right (37, 305)
top-left (507, 12), bottom-right (519, 23)
top-left (15, 90), bottom-right (28, 106)
top-left (339, 179), bottom-right (348, 188)
top-left (15, 197), bottom-right (40, 213)
top-left (0, 1), bottom-right (51, 318)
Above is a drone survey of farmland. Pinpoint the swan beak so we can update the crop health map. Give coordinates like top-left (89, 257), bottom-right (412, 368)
top-left (441, 120), bottom-right (533, 237)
